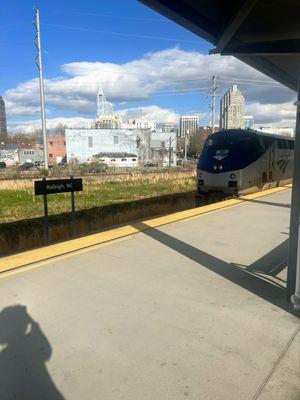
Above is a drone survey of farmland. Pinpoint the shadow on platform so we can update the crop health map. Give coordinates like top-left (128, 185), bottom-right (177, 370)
top-left (0, 305), bottom-right (65, 400)
top-left (244, 240), bottom-right (288, 277)
top-left (133, 222), bottom-right (298, 316)
top-left (238, 197), bottom-right (291, 209)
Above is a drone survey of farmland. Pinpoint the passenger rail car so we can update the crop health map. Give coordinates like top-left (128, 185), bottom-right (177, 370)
top-left (197, 129), bottom-right (294, 196)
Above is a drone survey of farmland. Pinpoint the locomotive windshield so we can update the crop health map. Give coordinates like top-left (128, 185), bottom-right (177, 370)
top-left (205, 135), bottom-right (253, 147)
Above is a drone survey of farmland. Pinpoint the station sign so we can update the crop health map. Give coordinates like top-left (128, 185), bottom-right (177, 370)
top-left (34, 178), bottom-right (83, 195)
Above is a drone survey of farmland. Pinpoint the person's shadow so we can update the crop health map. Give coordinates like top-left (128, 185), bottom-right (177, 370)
top-left (0, 305), bottom-right (65, 400)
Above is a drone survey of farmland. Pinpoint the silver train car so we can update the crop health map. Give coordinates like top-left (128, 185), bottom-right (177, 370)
top-left (197, 129), bottom-right (294, 196)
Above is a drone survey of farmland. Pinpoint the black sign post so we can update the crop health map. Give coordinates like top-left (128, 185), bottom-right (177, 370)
top-left (34, 177), bottom-right (83, 244)
top-left (42, 177), bottom-right (49, 244)
top-left (70, 175), bottom-right (77, 237)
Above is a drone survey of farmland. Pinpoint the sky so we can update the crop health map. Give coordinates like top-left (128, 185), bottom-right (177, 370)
top-left (0, 0), bottom-right (297, 133)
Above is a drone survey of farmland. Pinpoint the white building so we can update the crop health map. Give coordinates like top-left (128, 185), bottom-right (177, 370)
top-left (244, 115), bottom-right (254, 129)
top-left (124, 118), bottom-right (156, 131)
top-left (179, 116), bottom-right (198, 137)
top-left (220, 85), bottom-right (245, 129)
top-left (18, 147), bottom-right (44, 164)
top-left (65, 129), bottom-right (150, 164)
top-left (257, 126), bottom-right (295, 137)
top-left (150, 131), bottom-right (177, 166)
top-left (91, 153), bottom-right (138, 168)
top-left (0, 147), bottom-right (19, 166)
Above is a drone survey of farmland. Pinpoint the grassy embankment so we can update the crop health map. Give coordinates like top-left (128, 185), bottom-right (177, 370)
top-left (0, 171), bottom-right (196, 223)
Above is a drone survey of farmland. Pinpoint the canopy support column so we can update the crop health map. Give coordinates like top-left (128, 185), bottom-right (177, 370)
top-left (288, 84), bottom-right (300, 310)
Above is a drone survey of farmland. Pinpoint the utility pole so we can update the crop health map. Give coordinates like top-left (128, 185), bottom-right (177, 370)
top-left (184, 129), bottom-right (189, 164)
top-left (168, 136), bottom-right (172, 167)
top-left (34, 8), bottom-right (48, 169)
top-left (211, 75), bottom-right (217, 133)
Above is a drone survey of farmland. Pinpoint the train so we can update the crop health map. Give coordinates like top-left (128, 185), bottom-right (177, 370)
top-left (197, 129), bottom-right (294, 196)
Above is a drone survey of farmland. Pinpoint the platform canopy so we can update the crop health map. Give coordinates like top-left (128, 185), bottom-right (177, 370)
top-left (139, 0), bottom-right (300, 91)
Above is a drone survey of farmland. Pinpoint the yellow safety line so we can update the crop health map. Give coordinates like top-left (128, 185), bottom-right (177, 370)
top-left (0, 236), bottom-right (130, 279)
top-left (0, 184), bottom-right (291, 277)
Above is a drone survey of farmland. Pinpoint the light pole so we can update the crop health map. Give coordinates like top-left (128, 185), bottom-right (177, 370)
top-left (34, 8), bottom-right (48, 169)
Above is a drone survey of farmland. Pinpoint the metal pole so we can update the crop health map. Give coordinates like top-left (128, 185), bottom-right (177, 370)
top-left (42, 177), bottom-right (49, 244)
top-left (34, 8), bottom-right (48, 170)
top-left (184, 129), bottom-right (189, 164)
top-left (212, 75), bottom-right (217, 133)
top-left (169, 136), bottom-right (172, 167)
top-left (70, 176), bottom-right (77, 237)
top-left (289, 85), bottom-right (300, 309)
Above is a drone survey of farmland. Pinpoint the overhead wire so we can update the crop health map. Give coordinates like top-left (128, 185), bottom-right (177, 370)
top-left (1, 9), bottom-right (287, 117)
top-left (42, 23), bottom-right (202, 44)
top-left (44, 9), bottom-right (169, 23)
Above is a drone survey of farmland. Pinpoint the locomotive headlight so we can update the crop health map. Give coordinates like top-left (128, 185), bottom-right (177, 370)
top-left (230, 173), bottom-right (236, 179)
top-left (213, 165), bottom-right (218, 171)
top-left (218, 165), bottom-right (223, 171)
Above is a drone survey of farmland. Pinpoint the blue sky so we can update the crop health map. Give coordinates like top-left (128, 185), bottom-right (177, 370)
top-left (0, 0), bottom-right (296, 132)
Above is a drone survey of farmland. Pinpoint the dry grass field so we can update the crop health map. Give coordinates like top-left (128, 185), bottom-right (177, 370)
top-left (0, 171), bottom-right (196, 223)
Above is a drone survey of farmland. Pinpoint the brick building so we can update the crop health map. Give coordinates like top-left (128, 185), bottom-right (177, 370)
top-left (47, 134), bottom-right (66, 164)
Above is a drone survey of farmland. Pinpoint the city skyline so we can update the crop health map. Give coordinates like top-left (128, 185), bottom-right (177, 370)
top-left (1, 85), bottom-right (295, 135)
top-left (1, 0), bottom-right (296, 134)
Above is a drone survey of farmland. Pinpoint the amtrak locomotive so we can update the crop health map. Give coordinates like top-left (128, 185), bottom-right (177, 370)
top-left (197, 129), bottom-right (294, 196)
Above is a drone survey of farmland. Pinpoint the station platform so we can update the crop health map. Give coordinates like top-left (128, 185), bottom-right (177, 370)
top-left (0, 187), bottom-right (299, 400)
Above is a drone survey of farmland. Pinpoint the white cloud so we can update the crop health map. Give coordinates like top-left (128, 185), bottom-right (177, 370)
top-left (118, 105), bottom-right (179, 124)
top-left (8, 106), bottom-right (179, 133)
top-left (4, 47), bottom-right (296, 128)
top-left (245, 101), bottom-right (296, 126)
top-left (8, 117), bottom-right (94, 134)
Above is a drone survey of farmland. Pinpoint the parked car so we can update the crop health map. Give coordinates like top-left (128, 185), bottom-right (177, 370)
top-left (144, 162), bottom-right (159, 168)
top-left (18, 162), bottom-right (35, 171)
top-left (34, 161), bottom-right (44, 167)
top-left (0, 161), bottom-right (6, 169)
top-left (58, 156), bottom-right (67, 166)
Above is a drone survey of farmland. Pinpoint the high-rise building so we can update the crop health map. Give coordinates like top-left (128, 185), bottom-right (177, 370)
top-left (179, 116), bottom-right (198, 137)
top-left (96, 115), bottom-right (122, 129)
top-left (219, 85), bottom-right (245, 130)
top-left (97, 88), bottom-right (114, 118)
top-left (162, 122), bottom-right (175, 133)
top-left (96, 89), bottom-right (122, 129)
top-left (244, 115), bottom-right (254, 129)
top-left (0, 96), bottom-right (7, 137)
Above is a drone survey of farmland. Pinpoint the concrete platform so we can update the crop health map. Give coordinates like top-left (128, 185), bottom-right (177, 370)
top-left (0, 188), bottom-right (299, 399)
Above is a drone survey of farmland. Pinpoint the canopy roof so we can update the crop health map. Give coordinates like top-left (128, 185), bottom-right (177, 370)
top-left (139, 0), bottom-right (300, 91)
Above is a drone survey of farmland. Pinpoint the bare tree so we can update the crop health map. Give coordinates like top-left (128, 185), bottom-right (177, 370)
top-left (189, 127), bottom-right (212, 157)
top-left (55, 123), bottom-right (67, 135)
